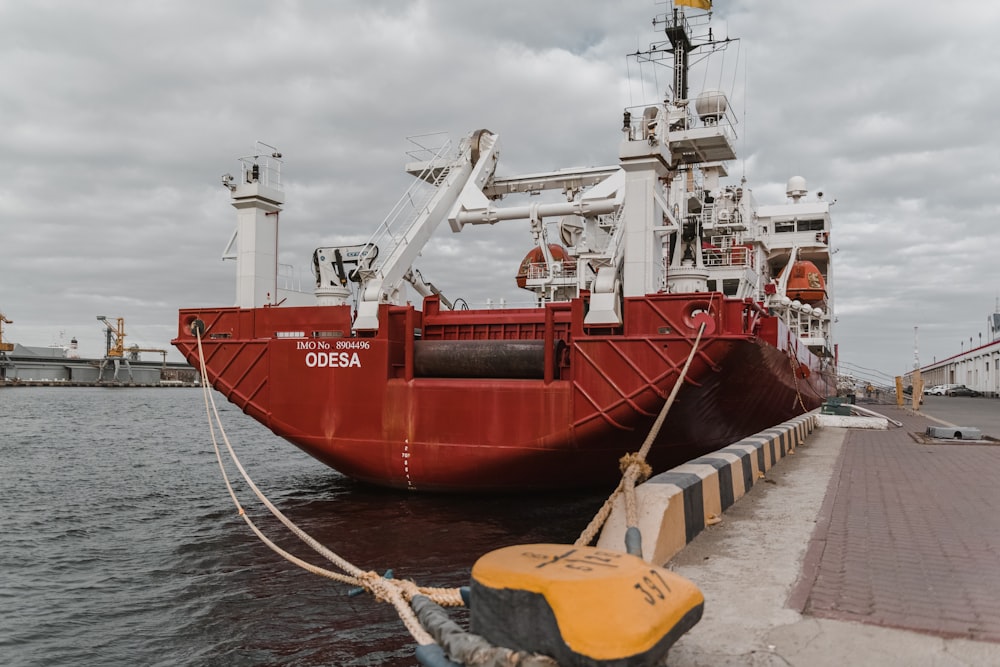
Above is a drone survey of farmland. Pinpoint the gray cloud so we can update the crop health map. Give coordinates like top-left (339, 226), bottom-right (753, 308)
top-left (2, 0), bottom-right (997, 384)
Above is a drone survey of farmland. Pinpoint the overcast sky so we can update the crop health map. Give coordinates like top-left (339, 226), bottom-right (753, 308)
top-left (2, 0), bottom-right (999, 385)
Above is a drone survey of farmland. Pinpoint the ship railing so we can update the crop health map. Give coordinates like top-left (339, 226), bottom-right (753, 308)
top-left (404, 132), bottom-right (451, 163)
top-left (276, 263), bottom-right (308, 293)
top-left (698, 204), bottom-right (714, 229)
top-left (703, 237), bottom-right (754, 269)
top-left (525, 261), bottom-right (579, 281)
top-left (237, 141), bottom-right (282, 189)
top-left (357, 135), bottom-right (456, 277)
top-left (621, 104), bottom-right (739, 143)
top-left (467, 298), bottom-right (538, 310)
top-left (777, 304), bottom-right (830, 344)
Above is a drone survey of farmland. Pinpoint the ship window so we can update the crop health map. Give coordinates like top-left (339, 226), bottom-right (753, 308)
top-left (722, 278), bottom-right (740, 296)
top-left (775, 221), bottom-right (795, 233)
top-left (797, 219), bottom-right (825, 232)
top-left (707, 280), bottom-right (717, 291)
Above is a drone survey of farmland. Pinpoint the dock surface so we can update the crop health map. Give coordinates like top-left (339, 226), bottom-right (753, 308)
top-left (666, 402), bottom-right (1000, 666)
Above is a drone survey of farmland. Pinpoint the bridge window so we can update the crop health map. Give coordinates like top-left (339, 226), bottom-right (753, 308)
top-left (774, 219), bottom-right (825, 233)
top-left (797, 219), bottom-right (825, 232)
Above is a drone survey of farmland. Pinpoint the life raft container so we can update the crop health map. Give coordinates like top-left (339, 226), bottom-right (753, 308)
top-left (779, 260), bottom-right (826, 303)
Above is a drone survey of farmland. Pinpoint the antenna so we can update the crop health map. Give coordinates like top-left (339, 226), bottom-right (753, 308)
top-left (741, 49), bottom-right (748, 181)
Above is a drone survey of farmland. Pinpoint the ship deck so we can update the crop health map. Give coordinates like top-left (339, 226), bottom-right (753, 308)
top-left (0, 380), bottom-right (198, 388)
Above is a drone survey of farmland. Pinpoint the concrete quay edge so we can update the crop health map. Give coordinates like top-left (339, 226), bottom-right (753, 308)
top-left (596, 412), bottom-right (818, 564)
top-left (665, 406), bottom-right (1000, 665)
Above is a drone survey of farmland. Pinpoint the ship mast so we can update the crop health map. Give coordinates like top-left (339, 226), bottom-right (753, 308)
top-left (221, 143), bottom-right (285, 309)
top-left (651, 5), bottom-right (729, 106)
top-left (664, 8), bottom-right (693, 104)
top-left (626, 4), bottom-right (736, 296)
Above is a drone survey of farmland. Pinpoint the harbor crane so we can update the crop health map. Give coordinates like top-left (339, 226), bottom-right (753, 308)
top-left (0, 312), bottom-right (12, 381)
top-left (126, 345), bottom-right (168, 365)
top-left (97, 315), bottom-right (126, 357)
top-left (95, 315), bottom-right (168, 382)
top-left (0, 312), bottom-right (13, 353)
top-left (96, 315), bottom-right (133, 383)
top-left (97, 316), bottom-right (166, 363)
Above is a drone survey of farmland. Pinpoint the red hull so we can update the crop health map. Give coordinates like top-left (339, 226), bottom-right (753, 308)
top-left (174, 293), bottom-right (834, 491)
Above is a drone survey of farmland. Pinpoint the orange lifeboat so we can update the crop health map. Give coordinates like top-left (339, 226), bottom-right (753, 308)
top-left (516, 244), bottom-right (569, 289)
top-left (780, 260), bottom-right (826, 303)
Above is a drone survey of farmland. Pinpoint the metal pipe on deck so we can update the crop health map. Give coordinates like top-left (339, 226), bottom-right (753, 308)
top-left (413, 340), bottom-right (564, 379)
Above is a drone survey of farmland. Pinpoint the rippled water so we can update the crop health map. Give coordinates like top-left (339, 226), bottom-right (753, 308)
top-left (0, 387), bottom-right (605, 666)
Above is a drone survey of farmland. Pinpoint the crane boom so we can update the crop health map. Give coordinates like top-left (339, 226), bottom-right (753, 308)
top-left (97, 315), bottom-right (126, 357)
top-left (127, 346), bottom-right (168, 364)
top-left (0, 312), bottom-right (13, 352)
top-left (353, 130), bottom-right (500, 331)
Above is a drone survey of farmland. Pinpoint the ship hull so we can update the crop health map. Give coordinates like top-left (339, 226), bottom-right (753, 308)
top-left (174, 293), bottom-right (833, 492)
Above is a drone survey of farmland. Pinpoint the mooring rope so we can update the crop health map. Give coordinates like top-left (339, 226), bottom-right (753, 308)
top-left (786, 338), bottom-right (809, 414)
top-left (193, 320), bottom-right (706, 665)
top-left (192, 330), bottom-right (462, 649)
top-left (575, 321), bottom-right (707, 549)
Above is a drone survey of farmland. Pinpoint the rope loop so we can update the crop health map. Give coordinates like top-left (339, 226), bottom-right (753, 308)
top-left (619, 453), bottom-right (652, 482)
top-left (192, 329), bottom-right (442, 648)
top-left (359, 571), bottom-right (394, 603)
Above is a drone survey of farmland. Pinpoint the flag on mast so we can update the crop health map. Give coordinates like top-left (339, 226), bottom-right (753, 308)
top-left (675, 0), bottom-right (712, 9)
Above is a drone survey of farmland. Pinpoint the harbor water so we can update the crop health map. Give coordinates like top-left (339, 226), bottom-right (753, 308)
top-left (0, 387), bottom-right (606, 666)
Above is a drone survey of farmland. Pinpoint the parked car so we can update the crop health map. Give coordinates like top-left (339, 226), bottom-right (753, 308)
top-left (927, 384), bottom-right (959, 395)
top-left (946, 385), bottom-right (981, 397)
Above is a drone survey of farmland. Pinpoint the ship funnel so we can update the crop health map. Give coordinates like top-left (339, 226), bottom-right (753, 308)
top-left (695, 90), bottom-right (728, 125)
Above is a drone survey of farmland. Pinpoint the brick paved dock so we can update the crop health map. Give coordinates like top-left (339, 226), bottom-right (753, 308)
top-left (666, 405), bottom-right (1000, 666)
top-left (791, 407), bottom-right (1000, 643)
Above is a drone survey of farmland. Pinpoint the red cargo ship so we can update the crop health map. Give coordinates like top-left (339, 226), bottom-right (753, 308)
top-left (174, 6), bottom-right (835, 491)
